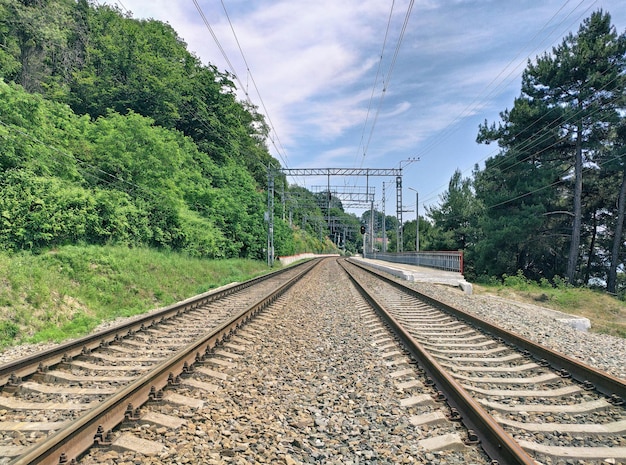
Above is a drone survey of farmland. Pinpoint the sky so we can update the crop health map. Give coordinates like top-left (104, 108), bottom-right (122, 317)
top-left (106, 0), bottom-right (625, 218)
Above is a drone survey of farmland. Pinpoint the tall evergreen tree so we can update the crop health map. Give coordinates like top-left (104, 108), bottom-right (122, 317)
top-left (520, 11), bottom-right (626, 283)
top-left (427, 169), bottom-right (481, 251)
top-left (606, 121), bottom-right (626, 293)
top-left (476, 10), bottom-right (626, 284)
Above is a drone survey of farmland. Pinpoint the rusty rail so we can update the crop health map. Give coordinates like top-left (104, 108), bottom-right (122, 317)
top-left (340, 259), bottom-right (536, 464)
top-left (0, 260), bottom-right (314, 387)
top-left (346, 258), bottom-right (626, 402)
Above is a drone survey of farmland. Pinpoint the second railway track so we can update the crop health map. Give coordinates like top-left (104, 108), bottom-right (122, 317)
top-left (342, 258), bottom-right (626, 465)
top-left (78, 256), bottom-right (492, 464)
top-left (0, 258), bottom-right (320, 464)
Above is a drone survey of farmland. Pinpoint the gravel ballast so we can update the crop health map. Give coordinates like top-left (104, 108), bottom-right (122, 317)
top-left (404, 280), bottom-right (626, 381)
top-left (80, 258), bottom-right (491, 464)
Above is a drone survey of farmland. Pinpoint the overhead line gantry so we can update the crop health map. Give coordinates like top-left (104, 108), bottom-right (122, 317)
top-left (281, 168), bottom-right (401, 177)
top-left (265, 167), bottom-right (405, 265)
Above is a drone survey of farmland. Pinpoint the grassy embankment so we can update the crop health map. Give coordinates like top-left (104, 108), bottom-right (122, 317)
top-left (0, 245), bottom-right (272, 349)
top-left (474, 273), bottom-right (626, 338)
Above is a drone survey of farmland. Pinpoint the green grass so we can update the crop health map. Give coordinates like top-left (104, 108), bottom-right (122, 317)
top-left (475, 272), bottom-right (626, 338)
top-left (0, 245), bottom-right (273, 348)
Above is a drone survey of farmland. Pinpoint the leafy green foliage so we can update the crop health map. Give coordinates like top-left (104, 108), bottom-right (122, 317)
top-left (428, 169), bottom-right (481, 251)
top-left (0, 79), bottom-right (271, 257)
top-left (0, 0), bottom-right (316, 260)
top-left (517, 11), bottom-right (626, 284)
top-left (0, 0), bottom-right (347, 351)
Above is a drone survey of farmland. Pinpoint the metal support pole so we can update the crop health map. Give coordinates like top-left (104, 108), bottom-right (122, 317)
top-left (266, 165), bottom-right (275, 267)
top-left (382, 182), bottom-right (386, 252)
top-left (409, 187), bottom-right (419, 252)
top-left (369, 200), bottom-right (374, 253)
top-left (396, 176), bottom-right (403, 253)
top-left (327, 173), bottom-right (331, 228)
top-left (416, 190), bottom-right (419, 252)
top-left (281, 183), bottom-right (285, 221)
top-left (367, 174), bottom-right (373, 254)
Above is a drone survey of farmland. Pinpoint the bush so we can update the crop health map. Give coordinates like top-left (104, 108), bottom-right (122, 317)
top-left (0, 321), bottom-right (20, 346)
top-left (503, 270), bottom-right (530, 290)
top-left (552, 275), bottom-right (570, 289)
top-left (539, 277), bottom-right (551, 289)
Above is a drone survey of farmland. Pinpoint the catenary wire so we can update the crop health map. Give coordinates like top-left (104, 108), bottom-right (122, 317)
top-left (353, 0), bottom-right (396, 168)
top-left (414, 0), bottom-right (597, 164)
top-left (416, 0), bottom-right (601, 206)
top-left (361, 0), bottom-right (415, 167)
top-left (416, 1), bottom-right (608, 205)
top-left (218, 0), bottom-right (292, 173)
top-left (418, 81), bottom-right (626, 223)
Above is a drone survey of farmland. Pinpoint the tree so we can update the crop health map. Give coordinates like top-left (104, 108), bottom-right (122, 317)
top-left (0, 1), bottom-right (21, 80)
top-left (0, 0), bottom-right (86, 95)
top-left (475, 10), bottom-right (626, 284)
top-left (427, 169), bottom-right (481, 251)
top-left (520, 11), bottom-right (626, 283)
top-left (606, 121), bottom-right (626, 293)
top-left (473, 120), bottom-right (565, 279)
top-left (0, 1), bottom-right (333, 258)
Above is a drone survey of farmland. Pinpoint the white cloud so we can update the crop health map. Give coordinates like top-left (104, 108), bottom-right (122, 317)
top-left (108, 0), bottom-right (626, 206)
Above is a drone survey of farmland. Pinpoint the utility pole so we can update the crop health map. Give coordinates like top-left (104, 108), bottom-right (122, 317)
top-left (409, 187), bottom-right (419, 252)
top-left (382, 182), bottom-right (386, 252)
top-left (396, 176), bottom-right (402, 252)
top-left (395, 158), bottom-right (417, 253)
top-left (266, 165), bottom-right (275, 267)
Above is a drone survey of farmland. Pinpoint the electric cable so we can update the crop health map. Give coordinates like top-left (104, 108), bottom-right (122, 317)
top-left (354, 0), bottom-right (396, 168)
top-left (414, 0), bottom-right (597, 164)
top-left (361, 0), bottom-right (415, 165)
top-left (218, 0), bottom-right (292, 173)
top-left (419, 41), bottom-right (621, 208)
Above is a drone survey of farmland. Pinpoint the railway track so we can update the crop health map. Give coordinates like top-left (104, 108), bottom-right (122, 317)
top-left (342, 258), bottom-right (626, 465)
top-left (1, 256), bottom-right (624, 464)
top-left (79, 256), bottom-right (493, 464)
top-left (0, 258), bottom-right (321, 465)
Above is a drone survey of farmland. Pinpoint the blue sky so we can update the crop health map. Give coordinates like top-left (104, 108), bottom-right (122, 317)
top-left (108, 0), bottom-right (625, 218)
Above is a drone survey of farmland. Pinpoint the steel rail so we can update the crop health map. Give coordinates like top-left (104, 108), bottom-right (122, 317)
top-left (347, 258), bottom-right (626, 402)
top-left (0, 260), bottom-right (313, 387)
top-left (340, 259), bottom-right (540, 465)
top-left (9, 258), bottom-right (322, 465)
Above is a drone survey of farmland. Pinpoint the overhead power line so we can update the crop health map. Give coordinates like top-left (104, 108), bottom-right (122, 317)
top-left (415, 0), bottom-right (597, 166)
top-left (354, 0), bottom-right (396, 168)
top-left (361, 0), bottom-right (415, 166)
top-left (418, 0), bottom-right (600, 207)
top-left (192, 0), bottom-right (243, 94)
top-left (193, 0), bottom-right (291, 170)
top-left (218, 0), bottom-right (290, 170)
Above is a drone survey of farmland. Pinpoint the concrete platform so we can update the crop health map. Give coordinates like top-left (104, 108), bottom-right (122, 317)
top-left (349, 257), bottom-right (592, 331)
top-left (351, 257), bottom-right (473, 295)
